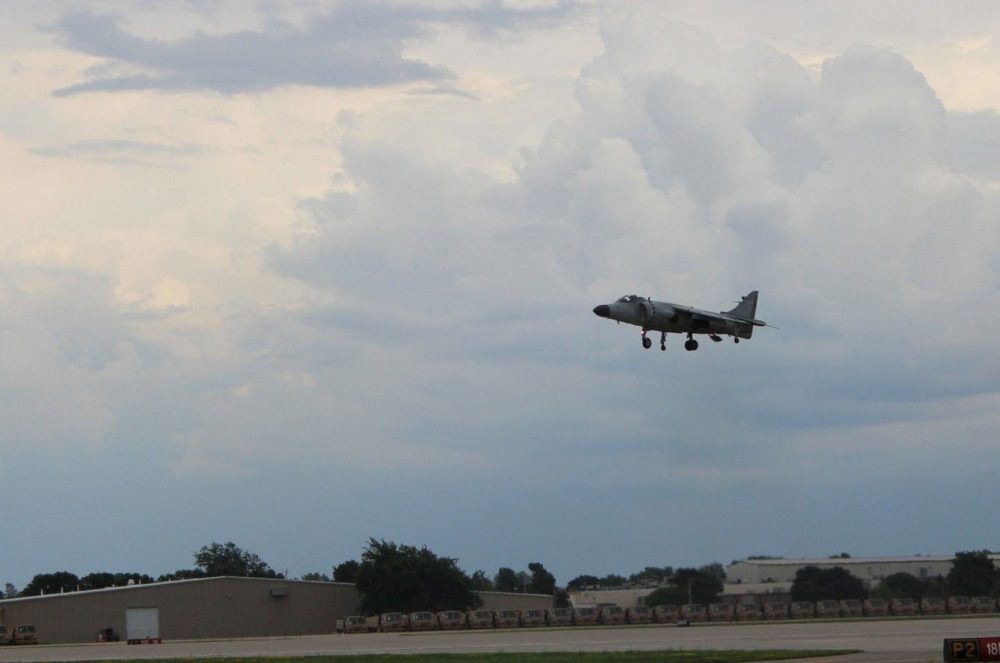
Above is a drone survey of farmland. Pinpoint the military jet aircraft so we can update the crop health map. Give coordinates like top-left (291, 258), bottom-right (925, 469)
top-left (592, 291), bottom-right (769, 351)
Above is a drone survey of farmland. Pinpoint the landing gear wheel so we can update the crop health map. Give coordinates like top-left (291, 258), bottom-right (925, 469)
top-left (642, 336), bottom-right (652, 349)
top-left (734, 337), bottom-right (740, 344)
top-left (660, 332), bottom-right (667, 351)
top-left (661, 343), bottom-right (666, 351)
top-left (684, 339), bottom-right (699, 351)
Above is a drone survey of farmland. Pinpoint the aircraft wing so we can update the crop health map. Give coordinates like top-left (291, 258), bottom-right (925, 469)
top-left (670, 304), bottom-right (767, 327)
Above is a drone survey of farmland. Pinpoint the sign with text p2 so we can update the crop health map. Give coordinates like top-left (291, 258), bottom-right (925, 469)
top-left (945, 638), bottom-right (1000, 662)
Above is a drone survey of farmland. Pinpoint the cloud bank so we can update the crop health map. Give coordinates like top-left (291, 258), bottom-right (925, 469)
top-left (47, 1), bottom-right (577, 95)
top-left (2, 2), bottom-right (999, 587)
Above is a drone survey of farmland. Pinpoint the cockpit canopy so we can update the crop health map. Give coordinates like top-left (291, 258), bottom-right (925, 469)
top-left (616, 294), bottom-right (645, 303)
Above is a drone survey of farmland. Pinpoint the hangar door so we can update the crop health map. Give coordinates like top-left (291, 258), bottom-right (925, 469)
top-left (126, 607), bottom-right (160, 640)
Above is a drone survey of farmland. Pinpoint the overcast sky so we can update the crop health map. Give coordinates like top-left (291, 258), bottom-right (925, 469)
top-left (2, 0), bottom-right (1000, 589)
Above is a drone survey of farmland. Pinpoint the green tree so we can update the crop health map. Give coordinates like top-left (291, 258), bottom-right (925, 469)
top-left (672, 568), bottom-right (723, 604)
top-left (300, 572), bottom-right (330, 581)
top-left (698, 563), bottom-right (726, 583)
top-left (21, 571), bottom-right (80, 596)
top-left (528, 562), bottom-right (556, 595)
top-left (80, 572), bottom-right (154, 590)
top-left (0, 583), bottom-right (15, 599)
top-left (554, 587), bottom-right (570, 608)
top-left (600, 573), bottom-right (627, 587)
top-left (194, 542), bottom-right (282, 578)
top-left (469, 570), bottom-right (494, 591)
top-left (643, 585), bottom-right (688, 607)
top-left (948, 551), bottom-right (998, 597)
top-left (875, 572), bottom-right (926, 599)
top-left (566, 574), bottom-right (600, 590)
top-left (157, 568), bottom-right (207, 582)
top-left (494, 567), bottom-right (520, 592)
top-left (333, 560), bottom-right (360, 583)
top-left (791, 566), bottom-right (865, 601)
top-left (628, 566), bottom-right (672, 585)
top-left (353, 538), bottom-right (480, 614)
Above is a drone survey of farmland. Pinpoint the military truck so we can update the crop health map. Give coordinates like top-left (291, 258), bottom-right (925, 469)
top-left (920, 597), bottom-right (945, 615)
top-left (839, 599), bottom-right (862, 617)
top-left (708, 603), bottom-right (734, 621)
top-left (379, 612), bottom-right (409, 632)
top-left (764, 602), bottom-right (789, 620)
top-left (653, 604), bottom-right (680, 622)
top-left (680, 604), bottom-right (707, 622)
top-left (546, 607), bottom-right (572, 626)
top-left (467, 610), bottom-right (494, 629)
top-left (971, 596), bottom-right (997, 613)
top-left (343, 616), bottom-right (368, 634)
top-left (736, 603), bottom-right (762, 621)
top-left (626, 606), bottom-right (653, 624)
top-left (815, 600), bottom-right (839, 618)
top-left (947, 596), bottom-right (971, 614)
top-left (790, 601), bottom-right (816, 619)
top-left (494, 610), bottom-right (519, 628)
top-left (863, 598), bottom-right (888, 617)
top-left (890, 598), bottom-right (917, 616)
top-left (598, 606), bottom-right (625, 625)
top-left (10, 625), bottom-right (38, 645)
top-left (572, 606), bottom-right (598, 626)
top-left (520, 609), bottom-right (546, 627)
top-left (409, 612), bottom-right (437, 631)
top-left (437, 611), bottom-right (466, 630)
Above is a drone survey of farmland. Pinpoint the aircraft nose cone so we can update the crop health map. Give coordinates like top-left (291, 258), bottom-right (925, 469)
top-left (593, 305), bottom-right (610, 318)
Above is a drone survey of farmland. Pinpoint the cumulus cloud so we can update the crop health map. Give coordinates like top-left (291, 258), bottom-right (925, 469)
top-left (46, 1), bottom-right (578, 95)
top-left (272, 11), bottom-right (1000, 492)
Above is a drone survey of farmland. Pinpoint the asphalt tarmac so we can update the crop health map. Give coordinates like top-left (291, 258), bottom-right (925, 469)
top-left (1, 616), bottom-right (998, 662)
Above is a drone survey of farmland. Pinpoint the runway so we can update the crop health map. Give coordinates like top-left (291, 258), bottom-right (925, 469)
top-left (1, 616), bottom-right (998, 662)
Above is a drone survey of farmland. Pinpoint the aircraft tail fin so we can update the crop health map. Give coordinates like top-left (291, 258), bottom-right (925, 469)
top-left (725, 291), bottom-right (758, 320)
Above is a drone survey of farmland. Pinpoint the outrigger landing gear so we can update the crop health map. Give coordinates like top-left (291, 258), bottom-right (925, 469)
top-left (684, 332), bottom-right (699, 352)
top-left (641, 329), bottom-right (652, 349)
top-left (660, 331), bottom-right (667, 351)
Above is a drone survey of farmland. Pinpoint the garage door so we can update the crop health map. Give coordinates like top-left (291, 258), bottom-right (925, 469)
top-left (126, 607), bottom-right (160, 640)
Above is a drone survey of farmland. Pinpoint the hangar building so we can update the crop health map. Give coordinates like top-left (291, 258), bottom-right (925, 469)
top-left (0, 577), bottom-right (553, 644)
top-left (725, 555), bottom-right (996, 586)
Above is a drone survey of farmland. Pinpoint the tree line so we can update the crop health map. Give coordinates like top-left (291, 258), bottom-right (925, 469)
top-left (1, 542), bottom-right (283, 598)
top-left (0, 538), bottom-right (724, 614)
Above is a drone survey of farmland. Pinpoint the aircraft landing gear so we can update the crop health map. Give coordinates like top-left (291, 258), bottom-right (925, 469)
top-left (684, 333), bottom-right (699, 351)
top-left (641, 330), bottom-right (652, 349)
top-left (734, 337), bottom-right (739, 344)
top-left (709, 334), bottom-right (722, 343)
top-left (660, 332), bottom-right (667, 351)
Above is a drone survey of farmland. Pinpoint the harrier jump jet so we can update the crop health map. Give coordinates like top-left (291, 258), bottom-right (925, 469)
top-left (592, 291), bottom-right (769, 351)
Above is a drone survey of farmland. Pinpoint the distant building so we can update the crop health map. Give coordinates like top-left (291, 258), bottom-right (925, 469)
top-left (725, 556), bottom-right (995, 586)
top-left (567, 586), bottom-right (660, 609)
top-left (723, 554), bottom-right (1000, 604)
